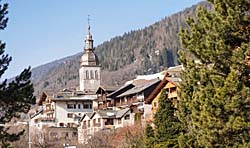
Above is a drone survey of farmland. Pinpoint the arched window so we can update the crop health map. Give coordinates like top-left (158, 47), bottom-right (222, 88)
top-left (90, 70), bottom-right (94, 79)
top-left (86, 70), bottom-right (89, 80)
top-left (95, 70), bottom-right (98, 79)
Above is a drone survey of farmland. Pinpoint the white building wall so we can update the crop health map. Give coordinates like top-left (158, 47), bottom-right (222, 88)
top-left (79, 66), bottom-right (101, 92)
top-left (55, 101), bottom-right (93, 127)
top-left (78, 115), bottom-right (90, 144)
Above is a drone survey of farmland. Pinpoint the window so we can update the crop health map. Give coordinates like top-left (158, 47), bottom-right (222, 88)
top-left (67, 104), bottom-right (76, 109)
top-left (153, 102), bottom-right (158, 108)
top-left (72, 132), bottom-right (77, 137)
top-left (83, 103), bottom-right (92, 109)
top-left (87, 120), bottom-right (90, 127)
top-left (86, 70), bottom-right (89, 80)
top-left (118, 118), bottom-right (122, 124)
top-left (95, 70), bottom-right (98, 79)
top-left (67, 113), bottom-right (73, 118)
top-left (59, 123), bottom-right (64, 127)
top-left (83, 121), bottom-right (87, 128)
top-left (83, 104), bottom-right (89, 109)
top-left (78, 104), bottom-right (81, 109)
top-left (90, 70), bottom-right (94, 79)
top-left (124, 115), bottom-right (130, 120)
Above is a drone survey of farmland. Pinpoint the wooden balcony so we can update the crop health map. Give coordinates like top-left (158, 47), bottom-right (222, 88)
top-left (115, 102), bottom-right (128, 107)
top-left (168, 91), bottom-right (177, 99)
top-left (97, 95), bottom-right (107, 103)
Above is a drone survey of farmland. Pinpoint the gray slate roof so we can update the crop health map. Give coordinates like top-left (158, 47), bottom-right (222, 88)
top-left (117, 79), bottom-right (161, 98)
top-left (107, 83), bottom-right (135, 98)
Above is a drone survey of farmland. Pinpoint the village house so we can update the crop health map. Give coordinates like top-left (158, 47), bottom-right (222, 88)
top-left (78, 108), bottom-right (132, 144)
top-left (96, 86), bottom-right (118, 110)
top-left (110, 79), bottom-right (161, 124)
top-left (30, 91), bottom-right (56, 130)
top-left (145, 73), bottom-right (181, 122)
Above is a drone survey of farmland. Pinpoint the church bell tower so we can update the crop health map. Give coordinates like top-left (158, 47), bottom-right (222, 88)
top-left (79, 19), bottom-right (101, 92)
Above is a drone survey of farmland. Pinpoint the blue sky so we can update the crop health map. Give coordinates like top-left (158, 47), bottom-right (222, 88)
top-left (0, 0), bottom-right (202, 79)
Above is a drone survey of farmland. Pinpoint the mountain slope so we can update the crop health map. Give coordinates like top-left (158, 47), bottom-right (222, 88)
top-left (31, 1), bottom-right (212, 96)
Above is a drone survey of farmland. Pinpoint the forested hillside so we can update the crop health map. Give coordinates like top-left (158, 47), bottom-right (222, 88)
top-left (32, 1), bottom-right (212, 97)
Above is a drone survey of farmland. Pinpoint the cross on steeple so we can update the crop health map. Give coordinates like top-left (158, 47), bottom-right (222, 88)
top-left (84, 15), bottom-right (93, 51)
top-left (87, 15), bottom-right (91, 34)
top-left (88, 15), bottom-right (90, 25)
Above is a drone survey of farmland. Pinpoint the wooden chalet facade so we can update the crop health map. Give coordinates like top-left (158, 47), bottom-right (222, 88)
top-left (96, 86), bottom-right (117, 110)
top-left (145, 74), bottom-right (180, 122)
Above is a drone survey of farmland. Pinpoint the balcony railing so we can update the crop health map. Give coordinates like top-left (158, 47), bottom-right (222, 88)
top-left (115, 102), bottom-right (128, 107)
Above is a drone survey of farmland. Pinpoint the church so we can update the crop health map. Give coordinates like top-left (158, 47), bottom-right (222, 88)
top-left (30, 21), bottom-right (102, 142)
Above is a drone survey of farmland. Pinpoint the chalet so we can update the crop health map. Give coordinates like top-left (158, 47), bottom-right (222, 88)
top-left (30, 91), bottom-right (56, 129)
top-left (96, 86), bottom-right (118, 110)
top-left (145, 74), bottom-right (181, 122)
top-left (113, 79), bottom-right (161, 124)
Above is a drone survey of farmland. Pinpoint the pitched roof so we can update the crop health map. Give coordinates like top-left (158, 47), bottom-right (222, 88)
top-left (96, 85), bottom-right (119, 94)
top-left (79, 112), bottom-right (94, 122)
top-left (107, 83), bottom-right (135, 98)
top-left (117, 79), bottom-right (161, 98)
top-left (166, 65), bottom-right (183, 77)
top-left (30, 109), bottom-right (43, 119)
top-left (166, 77), bottom-right (181, 86)
top-left (37, 91), bottom-right (54, 105)
top-left (79, 108), bottom-right (131, 122)
top-left (116, 108), bottom-right (130, 118)
top-left (145, 73), bottom-right (171, 104)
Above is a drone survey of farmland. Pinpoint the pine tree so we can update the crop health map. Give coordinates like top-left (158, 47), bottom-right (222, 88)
top-left (144, 124), bottom-right (155, 148)
top-left (0, 2), bottom-right (35, 147)
top-left (154, 89), bottom-right (181, 148)
top-left (178, 0), bottom-right (250, 147)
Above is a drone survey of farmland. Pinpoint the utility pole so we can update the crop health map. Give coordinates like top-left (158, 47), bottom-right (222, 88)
top-left (28, 119), bottom-right (32, 148)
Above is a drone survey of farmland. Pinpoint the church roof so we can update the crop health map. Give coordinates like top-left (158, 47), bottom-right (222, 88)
top-left (80, 51), bottom-right (99, 66)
